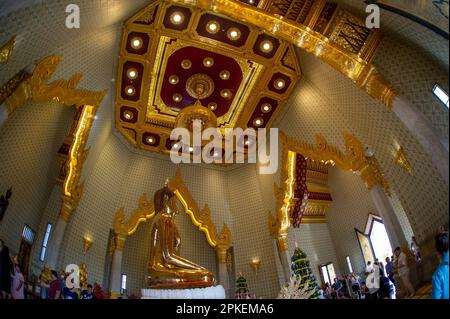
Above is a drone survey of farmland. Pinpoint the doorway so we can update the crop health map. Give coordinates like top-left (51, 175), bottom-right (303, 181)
top-left (356, 214), bottom-right (393, 266)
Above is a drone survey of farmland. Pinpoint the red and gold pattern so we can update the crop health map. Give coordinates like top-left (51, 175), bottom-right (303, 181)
top-left (115, 1), bottom-right (301, 156)
top-left (291, 154), bottom-right (309, 227)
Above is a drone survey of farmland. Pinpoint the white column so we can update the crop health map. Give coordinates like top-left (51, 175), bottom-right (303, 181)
top-left (0, 103), bottom-right (9, 128)
top-left (392, 96), bottom-right (449, 186)
top-left (277, 243), bottom-right (291, 283)
top-left (109, 234), bottom-right (126, 298)
top-left (369, 185), bottom-right (406, 248)
top-left (46, 217), bottom-right (68, 269)
top-left (218, 262), bottom-right (229, 298)
top-left (109, 249), bottom-right (123, 298)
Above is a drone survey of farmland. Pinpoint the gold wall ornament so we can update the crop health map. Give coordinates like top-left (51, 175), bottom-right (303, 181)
top-left (0, 70), bottom-right (31, 108)
top-left (250, 258), bottom-right (261, 273)
top-left (280, 131), bottom-right (390, 195)
top-left (0, 36), bottom-right (16, 64)
top-left (82, 236), bottom-right (93, 253)
top-left (111, 168), bottom-right (232, 250)
top-left (394, 146), bottom-right (413, 176)
top-left (79, 263), bottom-right (88, 288)
top-left (173, 0), bottom-right (398, 108)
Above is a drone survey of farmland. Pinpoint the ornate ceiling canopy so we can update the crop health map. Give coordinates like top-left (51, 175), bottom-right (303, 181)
top-left (115, 0), bottom-right (301, 155)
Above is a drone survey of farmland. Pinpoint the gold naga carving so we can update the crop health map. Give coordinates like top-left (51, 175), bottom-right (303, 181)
top-left (112, 169), bottom-right (233, 252)
top-left (173, 0), bottom-right (399, 108)
top-left (2, 55), bottom-right (107, 220)
top-left (4, 56), bottom-right (107, 114)
top-left (0, 36), bottom-right (16, 64)
top-left (280, 131), bottom-right (390, 194)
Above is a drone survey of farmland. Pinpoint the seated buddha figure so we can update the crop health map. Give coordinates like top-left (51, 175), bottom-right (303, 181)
top-left (148, 184), bottom-right (215, 289)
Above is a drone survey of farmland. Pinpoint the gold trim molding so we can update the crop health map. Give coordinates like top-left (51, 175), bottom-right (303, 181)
top-left (112, 168), bottom-right (232, 251)
top-left (0, 36), bottom-right (16, 64)
top-left (173, 0), bottom-right (398, 108)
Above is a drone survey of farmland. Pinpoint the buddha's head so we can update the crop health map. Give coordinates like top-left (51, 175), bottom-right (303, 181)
top-left (154, 185), bottom-right (178, 216)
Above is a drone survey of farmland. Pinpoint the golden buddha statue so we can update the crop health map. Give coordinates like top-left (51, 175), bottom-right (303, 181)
top-left (148, 183), bottom-right (215, 289)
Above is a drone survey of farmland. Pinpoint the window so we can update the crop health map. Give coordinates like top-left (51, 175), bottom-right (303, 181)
top-left (433, 84), bottom-right (449, 108)
top-left (39, 223), bottom-right (52, 262)
top-left (22, 224), bottom-right (35, 244)
top-left (121, 274), bottom-right (127, 294)
top-left (369, 218), bottom-right (392, 262)
top-left (319, 262), bottom-right (336, 286)
top-left (346, 256), bottom-right (353, 273)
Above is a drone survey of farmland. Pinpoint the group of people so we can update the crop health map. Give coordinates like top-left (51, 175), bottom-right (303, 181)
top-left (1, 238), bottom-right (107, 300)
top-left (38, 269), bottom-right (100, 300)
top-left (322, 273), bottom-right (363, 299)
top-left (320, 230), bottom-right (448, 300)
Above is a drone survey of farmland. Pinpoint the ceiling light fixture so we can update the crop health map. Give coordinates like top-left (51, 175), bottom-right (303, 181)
top-left (261, 103), bottom-right (271, 113)
top-left (219, 70), bottom-right (230, 80)
top-left (260, 40), bottom-right (273, 53)
top-left (168, 75), bottom-right (179, 85)
top-left (227, 27), bottom-right (241, 40)
top-left (127, 69), bottom-right (138, 79)
top-left (125, 86), bottom-right (135, 96)
top-left (170, 12), bottom-right (184, 25)
top-left (206, 21), bottom-right (220, 34)
top-left (208, 102), bottom-right (217, 111)
top-left (203, 57), bottom-right (214, 67)
top-left (172, 93), bottom-right (183, 102)
top-left (130, 38), bottom-right (142, 49)
top-left (181, 59), bottom-right (192, 69)
top-left (123, 111), bottom-right (133, 120)
top-left (220, 89), bottom-right (231, 99)
top-left (253, 118), bottom-right (263, 127)
top-left (275, 79), bottom-right (285, 89)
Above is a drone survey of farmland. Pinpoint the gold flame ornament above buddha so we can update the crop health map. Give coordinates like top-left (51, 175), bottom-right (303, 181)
top-left (148, 183), bottom-right (215, 289)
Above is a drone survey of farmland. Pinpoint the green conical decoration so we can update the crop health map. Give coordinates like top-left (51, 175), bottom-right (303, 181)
top-left (235, 274), bottom-right (251, 298)
top-left (290, 247), bottom-right (320, 299)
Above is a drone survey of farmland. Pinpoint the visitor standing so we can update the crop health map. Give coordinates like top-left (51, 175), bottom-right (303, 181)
top-left (431, 231), bottom-right (449, 299)
top-left (394, 247), bottom-right (415, 297)
top-left (11, 264), bottom-right (25, 299)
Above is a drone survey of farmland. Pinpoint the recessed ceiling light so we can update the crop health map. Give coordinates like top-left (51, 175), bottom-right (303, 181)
top-left (125, 86), bottom-right (135, 96)
top-left (260, 40), bottom-right (273, 53)
top-left (172, 93), bottom-right (182, 102)
top-left (245, 140), bottom-right (250, 145)
top-left (147, 136), bottom-right (155, 144)
top-left (219, 70), bottom-right (230, 80)
top-left (168, 75), bottom-right (179, 85)
top-left (249, 0), bottom-right (255, 4)
top-left (208, 102), bottom-right (218, 110)
top-left (261, 103), bottom-right (271, 113)
top-left (206, 20), bottom-right (220, 34)
top-left (181, 59), bottom-right (192, 69)
top-left (275, 79), bottom-right (285, 89)
top-left (189, 146), bottom-right (194, 152)
top-left (123, 111), bottom-right (133, 120)
top-left (227, 27), bottom-right (241, 40)
top-left (220, 89), bottom-right (232, 99)
top-left (170, 12), bottom-right (184, 25)
top-left (203, 57), bottom-right (214, 67)
top-left (127, 69), bottom-right (138, 79)
top-left (253, 118), bottom-right (263, 126)
top-left (131, 38), bottom-right (142, 49)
